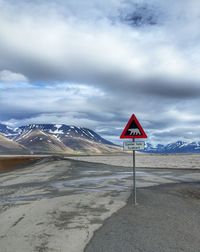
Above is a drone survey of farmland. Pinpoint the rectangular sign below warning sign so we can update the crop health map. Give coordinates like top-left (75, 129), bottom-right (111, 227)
top-left (123, 141), bottom-right (145, 151)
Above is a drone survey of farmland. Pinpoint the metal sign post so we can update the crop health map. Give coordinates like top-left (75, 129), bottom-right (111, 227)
top-left (132, 138), bottom-right (137, 205)
top-left (120, 114), bottom-right (148, 206)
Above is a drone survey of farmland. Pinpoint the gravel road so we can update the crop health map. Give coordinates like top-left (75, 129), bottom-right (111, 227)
top-left (85, 182), bottom-right (200, 252)
top-left (1, 156), bottom-right (200, 252)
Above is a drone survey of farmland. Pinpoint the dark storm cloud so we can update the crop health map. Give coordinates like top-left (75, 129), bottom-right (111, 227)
top-left (145, 120), bottom-right (173, 130)
top-left (0, 109), bottom-right (39, 121)
top-left (119, 1), bottom-right (161, 27)
top-left (140, 79), bottom-right (200, 99)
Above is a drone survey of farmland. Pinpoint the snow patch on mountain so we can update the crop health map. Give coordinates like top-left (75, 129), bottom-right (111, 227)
top-left (143, 141), bottom-right (200, 153)
top-left (0, 123), bottom-right (115, 146)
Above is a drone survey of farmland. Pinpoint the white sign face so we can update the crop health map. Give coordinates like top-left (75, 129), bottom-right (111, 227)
top-left (123, 141), bottom-right (145, 151)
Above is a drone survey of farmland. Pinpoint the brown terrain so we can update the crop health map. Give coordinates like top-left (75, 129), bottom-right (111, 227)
top-left (0, 129), bottom-right (122, 155)
top-left (0, 155), bottom-right (43, 172)
top-left (0, 134), bottom-right (30, 154)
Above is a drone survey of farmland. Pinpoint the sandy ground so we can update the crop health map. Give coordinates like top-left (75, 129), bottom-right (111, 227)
top-left (0, 156), bottom-right (200, 252)
top-left (0, 157), bottom-right (132, 252)
top-left (69, 153), bottom-right (200, 169)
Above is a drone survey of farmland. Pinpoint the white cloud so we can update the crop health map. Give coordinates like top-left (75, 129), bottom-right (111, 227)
top-left (0, 70), bottom-right (28, 82)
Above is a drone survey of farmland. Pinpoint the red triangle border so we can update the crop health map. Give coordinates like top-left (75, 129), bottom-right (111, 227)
top-left (120, 114), bottom-right (147, 139)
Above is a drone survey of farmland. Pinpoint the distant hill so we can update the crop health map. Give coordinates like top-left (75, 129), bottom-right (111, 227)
top-left (0, 124), bottom-right (121, 155)
top-left (1, 124), bottom-right (200, 154)
top-left (16, 129), bottom-right (73, 154)
top-left (144, 141), bottom-right (200, 153)
top-left (0, 134), bottom-right (30, 154)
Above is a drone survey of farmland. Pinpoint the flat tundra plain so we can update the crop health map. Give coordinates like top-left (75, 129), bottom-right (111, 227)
top-left (0, 154), bottom-right (200, 252)
top-left (70, 153), bottom-right (200, 169)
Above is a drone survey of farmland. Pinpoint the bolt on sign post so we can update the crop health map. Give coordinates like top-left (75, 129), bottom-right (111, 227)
top-left (120, 114), bottom-right (147, 205)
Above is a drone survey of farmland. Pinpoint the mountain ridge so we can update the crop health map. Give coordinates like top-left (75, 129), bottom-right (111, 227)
top-left (1, 124), bottom-right (200, 154)
top-left (0, 123), bottom-right (120, 155)
top-left (8, 123), bottom-right (114, 145)
top-left (144, 141), bottom-right (200, 153)
top-left (0, 134), bottom-right (30, 154)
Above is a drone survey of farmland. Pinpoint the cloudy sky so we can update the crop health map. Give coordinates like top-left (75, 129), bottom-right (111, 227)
top-left (1, 0), bottom-right (200, 144)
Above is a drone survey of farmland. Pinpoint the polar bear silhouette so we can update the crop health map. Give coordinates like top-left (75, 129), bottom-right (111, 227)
top-left (128, 128), bottom-right (141, 135)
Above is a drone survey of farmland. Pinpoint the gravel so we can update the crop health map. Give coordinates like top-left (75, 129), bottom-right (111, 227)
top-left (85, 182), bottom-right (200, 252)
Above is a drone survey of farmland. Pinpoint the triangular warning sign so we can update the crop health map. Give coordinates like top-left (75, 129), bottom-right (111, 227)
top-left (120, 114), bottom-right (147, 139)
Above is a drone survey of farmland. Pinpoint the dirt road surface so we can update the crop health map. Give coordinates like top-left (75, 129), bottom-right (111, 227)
top-left (0, 156), bottom-right (200, 252)
top-left (85, 182), bottom-right (200, 252)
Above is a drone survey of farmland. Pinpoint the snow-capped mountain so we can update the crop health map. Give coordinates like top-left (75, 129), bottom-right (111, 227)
top-left (144, 141), bottom-right (200, 153)
top-left (2, 123), bottom-right (200, 154)
top-left (0, 124), bottom-right (18, 137)
top-left (16, 129), bottom-right (73, 154)
top-left (0, 124), bottom-right (120, 154)
top-left (15, 124), bottom-right (114, 145)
